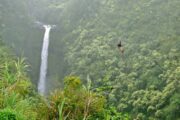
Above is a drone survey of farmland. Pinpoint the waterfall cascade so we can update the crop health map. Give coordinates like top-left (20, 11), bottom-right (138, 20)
top-left (38, 25), bottom-right (51, 95)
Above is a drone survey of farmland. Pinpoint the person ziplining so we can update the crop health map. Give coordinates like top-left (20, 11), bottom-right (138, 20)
top-left (117, 40), bottom-right (127, 66)
top-left (117, 41), bottom-right (124, 54)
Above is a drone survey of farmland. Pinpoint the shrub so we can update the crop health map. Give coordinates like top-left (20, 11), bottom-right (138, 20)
top-left (0, 108), bottom-right (16, 120)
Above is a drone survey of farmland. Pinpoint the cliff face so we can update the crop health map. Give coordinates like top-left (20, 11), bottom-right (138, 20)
top-left (0, 0), bottom-right (180, 119)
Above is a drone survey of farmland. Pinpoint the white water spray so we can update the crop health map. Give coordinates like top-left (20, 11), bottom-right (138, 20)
top-left (38, 25), bottom-right (51, 95)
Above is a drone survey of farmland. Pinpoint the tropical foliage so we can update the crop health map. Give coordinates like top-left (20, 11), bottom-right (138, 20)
top-left (0, 41), bottom-right (128, 119)
top-left (0, 0), bottom-right (180, 119)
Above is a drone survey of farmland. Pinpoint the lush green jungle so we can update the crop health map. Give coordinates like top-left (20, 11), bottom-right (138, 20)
top-left (0, 0), bottom-right (180, 120)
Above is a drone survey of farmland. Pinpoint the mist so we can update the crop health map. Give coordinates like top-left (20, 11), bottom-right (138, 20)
top-left (0, 0), bottom-right (179, 119)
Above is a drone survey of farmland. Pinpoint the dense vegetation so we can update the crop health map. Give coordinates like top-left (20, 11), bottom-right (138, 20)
top-left (0, 42), bottom-right (129, 119)
top-left (0, 0), bottom-right (180, 119)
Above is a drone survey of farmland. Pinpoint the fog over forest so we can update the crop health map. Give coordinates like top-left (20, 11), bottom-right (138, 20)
top-left (0, 0), bottom-right (179, 120)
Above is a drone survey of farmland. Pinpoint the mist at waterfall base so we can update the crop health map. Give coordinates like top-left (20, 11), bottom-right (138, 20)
top-left (38, 25), bottom-right (51, 95)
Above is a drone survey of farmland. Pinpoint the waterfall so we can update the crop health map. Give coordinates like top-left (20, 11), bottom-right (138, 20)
top-left (38, 25), bottom-right (51, 95)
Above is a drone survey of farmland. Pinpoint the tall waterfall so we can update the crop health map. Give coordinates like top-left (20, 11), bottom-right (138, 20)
top-left (38, 25), bottom-right (51, 95)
